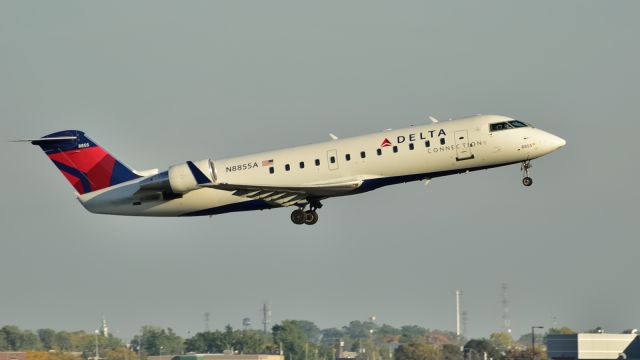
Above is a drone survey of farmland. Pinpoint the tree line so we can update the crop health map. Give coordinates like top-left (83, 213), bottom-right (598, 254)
top-left (0, 322), bottom-right (577, 360)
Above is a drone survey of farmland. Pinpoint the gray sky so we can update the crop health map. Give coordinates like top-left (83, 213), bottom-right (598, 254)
top-left (1, 1), bottom-right (638, 341)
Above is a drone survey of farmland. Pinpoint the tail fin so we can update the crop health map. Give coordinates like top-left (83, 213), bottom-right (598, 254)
top-left (27, 130), bottom-right (140, 194)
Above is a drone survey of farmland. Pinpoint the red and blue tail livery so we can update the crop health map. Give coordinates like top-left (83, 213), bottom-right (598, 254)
top-left (17, 115), bottom-right (565, 224)
top-left (31, 130), bottom-right (139, 194)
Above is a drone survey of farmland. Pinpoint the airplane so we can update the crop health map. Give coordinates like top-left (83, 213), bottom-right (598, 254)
top-left (17, 114), bottom-right (565, 225)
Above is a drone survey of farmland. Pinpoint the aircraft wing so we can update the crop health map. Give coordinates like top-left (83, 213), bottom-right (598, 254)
top-left (198, 179), bottom-right (363, 207)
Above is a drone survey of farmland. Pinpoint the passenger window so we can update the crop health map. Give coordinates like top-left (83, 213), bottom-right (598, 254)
top-left (360, 151), bottom-right (366, 158)
top-left (393, 146), bottom-right (398, 153)
top-left (330, 156), bottom-right (336, 164)
top-left (440, 138), bottom-right (446, 145)
top-left (285, 164), bottom-right (290, 171)
top-left (409, 143), bottom-right (414, 150)
top-left (425, 140), bottom-right (430, 148)
top-left (315, 159), bottom-right (320, 166)
top-left (345, 154), bottom-right (351, 161)
top-left (269, 167), bottom-right (274, 174)
top-left (377, 149), bottom-right (382, 156)
top-left (299, 161), bottom-right (305, 169)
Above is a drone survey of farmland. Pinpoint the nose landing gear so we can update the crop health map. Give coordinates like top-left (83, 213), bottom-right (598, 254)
top-left (290, 200), bottom-right (322, 225)
top-left (521, 160), bottom-right (533, 187)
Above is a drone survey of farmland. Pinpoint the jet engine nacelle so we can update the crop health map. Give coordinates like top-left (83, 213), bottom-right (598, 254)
top-left (138, 159), bottom-right (216, 195)
top-left (167, 159), bottom-right (215, 193)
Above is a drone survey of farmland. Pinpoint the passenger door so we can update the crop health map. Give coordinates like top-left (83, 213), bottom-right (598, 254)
top-left (454, 130), bottom-right (474, 161)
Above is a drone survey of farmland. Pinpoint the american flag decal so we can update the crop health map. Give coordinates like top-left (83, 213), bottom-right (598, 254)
top-left (262, 159), bottom-right (274, 166)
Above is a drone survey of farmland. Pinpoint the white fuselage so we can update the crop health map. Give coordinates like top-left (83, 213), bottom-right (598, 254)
top-left (77, 115), bottom-right (565, 217)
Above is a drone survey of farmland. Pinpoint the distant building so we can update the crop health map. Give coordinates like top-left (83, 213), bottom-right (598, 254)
top-left (0, 352), bottom-right (26, 360)
top-left (547, 334), bottom-right (640, 360)
top-left (337, 352), bottom-right (358, 360)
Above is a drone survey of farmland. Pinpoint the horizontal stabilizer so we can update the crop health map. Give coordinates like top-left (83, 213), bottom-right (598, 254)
top-left (12, 136), bottom-right (77, 143)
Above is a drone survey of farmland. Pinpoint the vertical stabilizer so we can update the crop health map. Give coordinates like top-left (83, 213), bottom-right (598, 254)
top-left (28, 130), bottom-right (140, 194)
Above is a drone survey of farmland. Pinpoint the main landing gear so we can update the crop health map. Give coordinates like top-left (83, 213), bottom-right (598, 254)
top-left (521, 160), bottom-right (533, 187)
top-left (290, 200), bottom-right (323, 225)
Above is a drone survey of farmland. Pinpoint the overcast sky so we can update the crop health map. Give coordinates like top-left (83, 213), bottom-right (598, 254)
top-left (1, 1), bottom-right (638, 341)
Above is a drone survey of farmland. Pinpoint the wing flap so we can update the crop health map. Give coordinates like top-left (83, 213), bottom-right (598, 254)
top-left (199, 178), bottom-right (363, 207)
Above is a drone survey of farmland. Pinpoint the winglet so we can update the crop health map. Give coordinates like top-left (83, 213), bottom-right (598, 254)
top-left (186, 161), bottom-right (211, 184)
top-left (428, 116), bottom-right (439, 123)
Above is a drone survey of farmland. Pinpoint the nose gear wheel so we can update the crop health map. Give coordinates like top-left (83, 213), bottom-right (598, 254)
top-left (521, 160), bottom-right (533, 187)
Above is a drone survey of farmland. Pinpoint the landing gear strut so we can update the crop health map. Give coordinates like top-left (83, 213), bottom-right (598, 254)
top-left (290, 200), bottom-right (322, 225)
top-left (521, 160), bottom-right (533, 187)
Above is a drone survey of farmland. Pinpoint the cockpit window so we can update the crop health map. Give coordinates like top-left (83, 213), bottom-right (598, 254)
top-left (490, 120), bottom-right (530, 132)
top-left (509, 120), bottom-right (528, 128)
top-left (489, 122), bottom-right (512, 132)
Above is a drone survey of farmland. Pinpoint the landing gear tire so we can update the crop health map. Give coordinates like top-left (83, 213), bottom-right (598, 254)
top-left (304, 210), bottom-right (319, 225)
top-left (291, 209), bottom-right (306, 225)
top-left (521, 160), bottom-right (533, 187)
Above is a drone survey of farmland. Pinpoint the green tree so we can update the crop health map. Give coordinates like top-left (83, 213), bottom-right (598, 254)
top-left (0, 325), bottom-right (41, 350)
top-left (394, 343), bottom-right (440, 360)
top-left (489, 332), bottom-right (513, 351)
top-left (377, 325), bottom-right (401, 337)
top-left (54, 331), bottom-right (74, 351)
top-left (319, 328), bottom-right (344, 346)
top-left (272, 321), bottom-right (308, 360)
top-left (343, 321), bottom-right (377, 341)
top-left (184, 327), bottom-right (266, 354)
top-left (235, 330), bottom-right (266, 354)
top-left (0, 331), bottom-right (8, 351)
top-left (290, 321), bottom-right (321, 344)
top-left (442, 344), bottom-right (463, 360)
top-left (464, 339), bottom-right (500, 360)
top-left (546, 327), bottom-right (575, 335)
top-left (131, 326), bottom-right (183, 356)
top-left (399, 326), bottom-right (427, 344)
top-left (37, 329), bottom-right (57, 350)
top-left (516, 333), bottom-right (543, 347)
top-left (424, 330), bottom-right (457, 347)
top-left (184, 331), bottom-right (223, 353)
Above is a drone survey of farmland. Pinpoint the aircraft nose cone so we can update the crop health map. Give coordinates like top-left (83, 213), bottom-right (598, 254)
top-left (546, 134), bottom-right (566, 151)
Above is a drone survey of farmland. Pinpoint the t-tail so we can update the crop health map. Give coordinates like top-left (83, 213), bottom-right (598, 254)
top-left (20, 130), bottom-right (140, 194)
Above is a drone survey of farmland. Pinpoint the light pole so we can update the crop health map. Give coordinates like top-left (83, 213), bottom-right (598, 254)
top-left (369, 329), bottom-right (375, 360)
top-left (531, 326), bottom-right (544, 360)
top-left (94, 329), bottom-right (100, 360)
